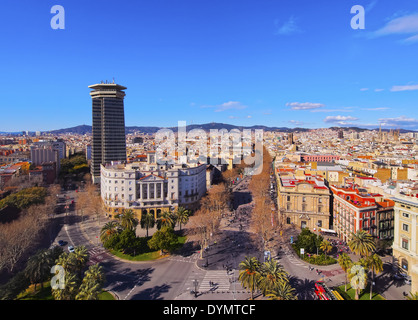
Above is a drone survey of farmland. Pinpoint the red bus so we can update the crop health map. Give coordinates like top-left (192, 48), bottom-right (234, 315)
top-left (314, 281), bottom-right (338, 300)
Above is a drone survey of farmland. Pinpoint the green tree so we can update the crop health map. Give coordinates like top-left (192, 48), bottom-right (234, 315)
top-left (55, 252), bottom-right (78, 275)
top-left (365, 253), bottom-right (383, 300)
top-left (156, 211), bottom-right (175, 230)
top-left (338, 253), bottom-right (353, 292)
top-left (24, 249), bottom-right (53, 292)
top-left (406, 292), bottom-right (418, 300)
top-left (174, 207), bottom-right (190, 231)
top-left (73, 246), bottom-right (89, 278)
top-left (238, 256), bottom-right (260, 300)
top-left (75, 264), bottom-right (106, 300)
top-left (320, 240), bottom-right (333, 258)
top-left (257, 258), bottom-right (289, 296)
top-left (51, 272), bottom-right (78, 300)
top-left (116, 209), bottom-right (139, 233)
top-left (100, 221), bottom-right (121, 243)
top-left (348, 230), bottom-right (376, 258)
top-left (116, 229), bottom-right (137, 252)
top-left (140, 211), bottom-right (155, 237)
top-left (266, 281), bottom-right (297, 300)
top-left (348, 261), bottom-right (368, 300)
top-left (147, 226), bottom-right (178, 255)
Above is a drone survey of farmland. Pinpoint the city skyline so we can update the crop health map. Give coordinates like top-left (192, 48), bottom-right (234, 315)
top-left (0, 0), bottom-right (418, 132)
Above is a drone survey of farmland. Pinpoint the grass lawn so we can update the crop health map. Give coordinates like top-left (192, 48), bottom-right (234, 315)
top-left (110, 235), bottom-right (187, 261)
top-left (336, 285), bottom-right (385, 300)
top-left (110, 249), bottom-right (162, 261)
top-left (98, 290), bottom-right (116, 300)
top-left (17, 281), bottom-right (54, 300)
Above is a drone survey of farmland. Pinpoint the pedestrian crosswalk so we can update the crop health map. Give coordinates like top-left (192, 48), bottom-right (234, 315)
top-left (87, 246), bottom-right (109, 265)
top-left (198, 270), bottom-right (233, 292)
top-left (168, 252), bottom-right (199, 264)
top-left (280, 247), bottom-right (309, 269)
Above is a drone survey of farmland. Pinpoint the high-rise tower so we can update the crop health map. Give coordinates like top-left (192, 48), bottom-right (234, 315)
top-left (89, 82), bottom-right (127, 184)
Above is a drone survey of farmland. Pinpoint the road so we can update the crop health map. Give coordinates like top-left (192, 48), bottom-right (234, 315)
top-left (51, 181), bottom-right (412, 301)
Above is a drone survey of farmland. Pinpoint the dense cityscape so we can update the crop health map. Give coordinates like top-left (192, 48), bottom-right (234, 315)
top-left (0, 81), bottom-right (417, 306)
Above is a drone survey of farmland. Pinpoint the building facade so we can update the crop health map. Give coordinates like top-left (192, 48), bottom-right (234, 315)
top-left (392, 195), bottom-right (418, 294)
top-left (89, 82), bottom-right (127, 184)
top-left (331, 184), bottom-right (394, 242)
top-left (100, 152), bottom-right (207, 219)
top-left (277, 171), bottom-right (331, 231)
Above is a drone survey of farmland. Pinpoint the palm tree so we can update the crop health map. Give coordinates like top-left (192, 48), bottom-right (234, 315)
top-left (75, 264), bottom-right (106, 300)
top-left (348, 230), bottom-right (376, 258)
top-left (100, 220), bottom-right (121, 242)
top-left (75, 279), bottom-right (101, 300)
top-left (174, 207), bottom-right (190, 231)
top-left (156, 210), bottom-right (175, 230)
top-left (238, 256), bottom-right (260, 300)
top-left (338, 253), bottom-right (353, 292)
top-left (140, 211), bottom-right (155, 237)
top-left (84, 264), bottom-right (106, 286)
top-left (55, 252), bottom-right (78, 275)
top-left (320, 240), bottom-right (333, 258)
top-left (365, 253), bottom-right (383, 300)
top-left (25, 249), bottom-right (52, 292)
top-left (117, 209), bottom-right (139, 233)
top-left (73, 245), bottom-right (89, 278)
top-left (266, 281), bottom-right (298, 300)
top-left (348, 262), bottom-right (368, 300)
top-left (257, 259), bottom-right (289, 296)
top-left (406, 292), bottom-right (418, 300)
top-left (52, 272), bottom-right (78, 300)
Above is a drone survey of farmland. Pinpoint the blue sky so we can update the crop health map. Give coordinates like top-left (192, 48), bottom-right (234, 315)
top-left (0, 0), bottom-right (418, 132)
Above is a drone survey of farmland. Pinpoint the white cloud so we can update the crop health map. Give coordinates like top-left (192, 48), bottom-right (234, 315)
top-left (324, 115), bottom-right (359, 125)
top-left (360, 88), bottom-right (369, 91)
top-left (379, 116), bottom-right (418, 128)
top-left (390, 84), bottom-right (418, 92)
top-left (311, 108), bottom-right (353, 113)
top-left (372, 13), bottom-right (418, 43)
top-left (288, 120), bottom-right (304, 126)
top-left (201, 101), bottom-right (247, 112)
top-left (403, 34), bottom-right (418, 44)
top-left (366, 0), bottom-right (378, 12)
top-left (274, 16), bottom-right (302, 35)
top-left (361, 107), bottom-right (390, 111)
top-left (374, 88), bottom-right (385, 92)
top-left (286, 102), bottom-right (325, 110)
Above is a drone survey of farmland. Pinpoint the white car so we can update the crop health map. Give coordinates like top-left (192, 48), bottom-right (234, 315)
top-left (68, 245), bottom-right (75, 253)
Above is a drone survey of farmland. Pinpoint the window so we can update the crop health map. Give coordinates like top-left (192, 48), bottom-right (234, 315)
top-left (402, 238), bottom-right (409, 250)
top-left (287, 195), bottom-right (291, 201)
top-left (402, 212), bottom-right (409, 218)
top-left (402, 224), bottom-right (409, 232)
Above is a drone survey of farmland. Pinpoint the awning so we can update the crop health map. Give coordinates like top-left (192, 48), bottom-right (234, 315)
top-left (319, 228), bottom-right (337, 234)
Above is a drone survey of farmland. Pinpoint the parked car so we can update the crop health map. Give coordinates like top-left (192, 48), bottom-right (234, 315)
top-left (58, 240), bottom-right (65, 246)
top-left (68, 245), bottom-right (75, 253)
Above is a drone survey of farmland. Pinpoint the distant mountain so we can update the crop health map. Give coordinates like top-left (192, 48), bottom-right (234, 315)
top-left (46, 123), bottom-right (312, 135)
top-left (1, 123), bottom-right (415, 135)
top-left (49, 124), bottom-right (92, 135)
